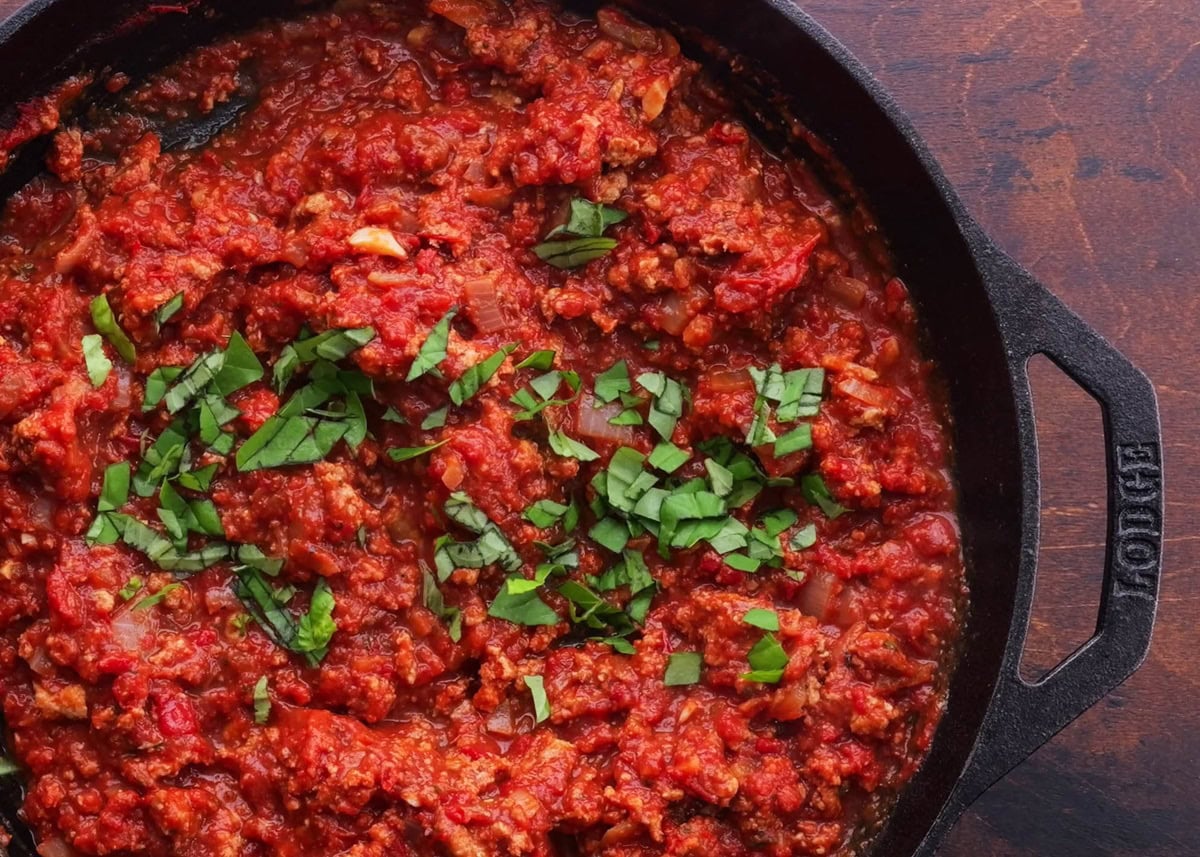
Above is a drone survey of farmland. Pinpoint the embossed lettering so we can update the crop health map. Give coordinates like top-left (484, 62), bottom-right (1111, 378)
top-left (1111, 442), bottom-right (1162, 599)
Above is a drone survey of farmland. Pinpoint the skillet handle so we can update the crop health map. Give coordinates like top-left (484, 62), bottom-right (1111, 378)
top-left (930, 246), bottom-right (1164, 838)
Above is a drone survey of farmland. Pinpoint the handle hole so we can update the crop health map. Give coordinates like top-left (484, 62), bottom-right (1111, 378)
top-left (1019, 355), bottom-right (1108, 683)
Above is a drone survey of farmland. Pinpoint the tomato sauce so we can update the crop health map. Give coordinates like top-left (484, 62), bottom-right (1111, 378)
top-left (0, 2), bottom-right (966, 855)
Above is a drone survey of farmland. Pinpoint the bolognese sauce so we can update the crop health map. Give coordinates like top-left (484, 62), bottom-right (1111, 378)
top-left (0, 2), bottom-right (966, 855)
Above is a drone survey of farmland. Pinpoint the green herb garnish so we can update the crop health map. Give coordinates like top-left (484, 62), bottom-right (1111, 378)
top-left (743, 608), bottom-right (780, 631)
top-left (81, 334), bottom-right (112, 387)
top-left (547, 430), bottom-right (599, 462)
top-left (524, 675), bottom-right (551, 723)
top-left (449, 343), bottom-right (518, 405)
top-left (801, 473), bottom-right (846, 519)
top-left (407, 308), bottom-right (457, 381)
top-left (388, 440), bottom-right (448, 462)
top-left (89, 294), bottom-right (136, 363)
top-left (664, 652), bottom-right (702, 686)
top-left (253, 675), bottom-right (271, 724)
top-left (743, 632), bottom-right (788, 683)
top-left (131, 582), bottom-right (182, 612)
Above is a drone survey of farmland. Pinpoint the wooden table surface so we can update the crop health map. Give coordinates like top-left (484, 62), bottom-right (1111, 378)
top-left (0, 1), bottom-right (1195, 855)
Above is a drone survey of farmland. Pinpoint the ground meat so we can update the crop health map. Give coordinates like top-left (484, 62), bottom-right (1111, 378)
top-left (0, 2), bottom-right (965, 856)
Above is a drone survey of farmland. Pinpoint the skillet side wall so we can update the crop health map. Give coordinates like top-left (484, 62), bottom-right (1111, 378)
top-left (0, 1), bottom-right (1027, 855)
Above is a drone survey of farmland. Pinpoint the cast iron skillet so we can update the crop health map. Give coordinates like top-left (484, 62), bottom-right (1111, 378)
top-left (0, 1), bottom-right (1165, 855)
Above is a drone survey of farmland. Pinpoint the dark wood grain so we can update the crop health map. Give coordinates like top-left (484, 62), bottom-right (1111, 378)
top-left (0, 0), bottom-right (1195, 854)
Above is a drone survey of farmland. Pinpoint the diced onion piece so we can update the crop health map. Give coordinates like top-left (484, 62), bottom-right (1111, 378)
top-left (486, 699), bottom-right (518, 737)
top-left (24, 645), bottom-right (52, 676)
top-left (37, 837), bottom-right (76, 857)
top-left (110, 608), bottom-right (153, 652)
top-left (576, 396), bottom-right (635, 445)
top-left (798, 571), bottom-right (836, 620)
top-left (826, 273), bottom-right (868, 308)
top-left (836, 377), bottom-right (893, 410)
top-left (464, 277), bottom-right (506, 333)
top-left (440, 454), bottom-right (465, 490)
top-left (348, 227), bottom-right (407, 260)
top-left (659, 291), bottom-right (691, 336)
top-left (641, 77), bottom-right (670, 121)
top-left (708, 368), bottom-right (752, 393)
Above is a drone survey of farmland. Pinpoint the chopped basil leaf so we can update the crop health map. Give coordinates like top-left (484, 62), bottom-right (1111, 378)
top-left (98, 462), bottom-right (131, 513)
top-left (743, 632), bottom-right (788, 683)
top-left (704, 458), bottom-right (734, 497)
top-left (381, 405), bottom-right (407, 424)
top-left (155, 293), bottom-right (184, 329)
top-left (293, 579), bottom-right (337, 662)
top-left (760, 508), bottom-right (799, 537)
top-left (647, 442), bottom-right (689, 474)
top-left (117, 577), bottom-right (144, 601)
top-left (643, 340), bottom-right (660, 351)
top-left (131, 582), bottom-right (182, 612)
top-left (233, 565), bottom-right (299, 651)
top-left (164, 350), bottom-right (224, 414)
top-left (636, 372), bottom-right (685, 441)
top-left (525, 499), bottom-right (571, 529)
top-left (790, 522), bottom-right (817, 550)
top-left (81, 334), bottom-right (112, 387)
top-left (664, 652), bottom-right (702, 686)
top-left (523, 674), bottom-right (551, 723)
top-left (558, 579), bottom-right (633, 633)
top-left (142, 366), bottom-right (183, 411)
top-left (547, 430), bottom-right (599, 462)
top-left (594, 360), bottom-right (632, 404)
top-left (608, 406), bottom-right (643, 426)
top-left (114, 514), bottom-right (230, 572)
top-left (589, 516), bottom-right (629, 553)
top-left (511, 370), bottom-right (580, 421)
top-left (548, 198), bottom-right (628, 239)
top-left (743, 608), bottom-right (779, 631)
top-left (516, 349), bottom-right (556, 370)
top-left (437, 494), bottom-right (522, 578)
top-left (421, 406), bottom-right (448, 430)
top-left (406, 308), bottom-right (457, 381)
top-left (801, 474), bottom-right (846, 519)
top-left (445, 492), bottom-right (490, 533)
top-left (746, 394), bottom-right (776, 446)
top-left (236, 414), bottom-right (350, 472)
top-left (449, 343), bottom-right (518, 405)
top-left (533, 237), bottom-right (618, 269)
top-left (293, 326), bottom-right (375, 364)
top-left (0, 757), bottom-right (20, 776)
top-left (774, 424), bottom-right (813, 457)
top-left (213, 332), bottom-right (265, 397)
top-left (488, 581), bottom-right (559, 626)
top-left (89, 294), bottom-right (136, 363)
top-left (776, 367), bottom-right (824, 422)
top-left (388, 439), bottom-right (448, 462)
top-left (724, 553), bottom-right (762, 573)
top-left (253, 675), bottom-right (271, 724)
top-left (422, 565), bottom-right (463, 641)
top-left (601, 636), bottom-right (636, 655)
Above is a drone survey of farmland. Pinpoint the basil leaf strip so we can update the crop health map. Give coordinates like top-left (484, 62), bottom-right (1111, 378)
top-left (449, 343), bottom-right (517, 405)
top-left (81, 334), bottom-right (112, 387)
top-left (407, 308), bottom-right (457, 381)
top-left (89, 294), bottom-right (136, 363)
top-left (664, 652), bottom-right (702, 686)
top-left (524, 675), bottom-right (551, 723)
top-left (532, 237), bottom-right (618, 270)
top-left (253, 675), bottom-right (271, 724)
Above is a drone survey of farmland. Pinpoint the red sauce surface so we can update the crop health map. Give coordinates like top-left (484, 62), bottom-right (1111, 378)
top-left (0, 2), bottom-right (966, 855)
